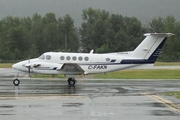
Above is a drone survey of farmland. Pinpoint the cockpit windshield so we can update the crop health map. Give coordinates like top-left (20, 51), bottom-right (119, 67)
top-left (39, 54), bottom-right (45, 60)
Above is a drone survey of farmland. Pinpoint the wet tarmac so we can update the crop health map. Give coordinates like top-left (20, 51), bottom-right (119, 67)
top-left (0, 78), bottom-right (180, 120)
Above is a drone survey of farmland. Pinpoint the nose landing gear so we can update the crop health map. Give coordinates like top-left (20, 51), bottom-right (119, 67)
top-left (67, 77), bottom-right (76, 86)
top-left (13, 71), bottom-right (20, 86)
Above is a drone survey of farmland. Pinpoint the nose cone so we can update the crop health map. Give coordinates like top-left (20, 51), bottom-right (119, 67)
top-left (12, 63), bottom-right (20, 70)
top-left (12, 61), bottom-right (27, 72)
top-left (12, 61), bottom-right (26, 71)
top-left (12, 58), bottom-right (38, 72)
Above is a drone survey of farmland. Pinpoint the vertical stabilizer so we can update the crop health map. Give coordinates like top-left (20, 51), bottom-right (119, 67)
top-left (131, 33), bottom-right (174, 61)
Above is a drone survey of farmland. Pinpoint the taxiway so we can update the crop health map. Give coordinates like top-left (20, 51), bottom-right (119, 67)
top-left (0, 78), bottom-right (180, 120)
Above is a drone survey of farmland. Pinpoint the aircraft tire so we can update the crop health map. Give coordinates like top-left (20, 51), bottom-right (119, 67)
top-left (68, 78), bottom-right (76, 86)
top-left (13, 79), bottom-right (20, 86)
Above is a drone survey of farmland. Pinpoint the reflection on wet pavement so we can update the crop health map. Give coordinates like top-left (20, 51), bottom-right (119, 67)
top-left (0, 78), bottom-right (180, 120)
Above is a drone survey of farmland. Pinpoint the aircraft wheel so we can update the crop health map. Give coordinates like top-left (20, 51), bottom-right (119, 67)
top-left (68, 78), bottom-right (76, 86)
top-left (13, 79), bottom-right (20, 86)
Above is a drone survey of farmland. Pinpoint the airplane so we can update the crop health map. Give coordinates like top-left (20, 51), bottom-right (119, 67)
top-left (12, 33), bottom-right (174, 86)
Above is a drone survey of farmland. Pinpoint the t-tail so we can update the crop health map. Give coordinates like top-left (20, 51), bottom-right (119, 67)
top-left (130, 33), bottom-right (174, 63)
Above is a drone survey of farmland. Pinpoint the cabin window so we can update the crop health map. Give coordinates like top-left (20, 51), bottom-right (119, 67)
top-left (46, 55), bottom-right (51, 60)
top-left (39, 54), bottom-right (45, 60)
top-left (78, 56), bottom-right (83, 61)
top-left (106, 58), bottom-right (110, 62)
top-left (66, 56), bottom-right (71, 61)
top-left (60, 56), bottom-right (65, 60)
top-left (84, 57), bottom-right (89, 61)
top-left (72, 56), bottom-right (77, 61)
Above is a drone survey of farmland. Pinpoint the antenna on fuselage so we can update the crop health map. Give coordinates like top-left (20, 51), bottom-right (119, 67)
top-left (90, 49), bottom-right (94, 54)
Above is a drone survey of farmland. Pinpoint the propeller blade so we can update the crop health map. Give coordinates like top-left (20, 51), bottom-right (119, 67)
top-left (28, 66), bottom-right (31, 77)
top-left (28, 53), bottom-right (31, 77)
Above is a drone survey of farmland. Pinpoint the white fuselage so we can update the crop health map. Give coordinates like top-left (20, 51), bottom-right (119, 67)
top-left (12, 52), bottom-right (153, 75)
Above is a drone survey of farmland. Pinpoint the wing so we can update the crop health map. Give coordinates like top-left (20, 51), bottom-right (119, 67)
top-left (56, 63), bottom-right (85, 74)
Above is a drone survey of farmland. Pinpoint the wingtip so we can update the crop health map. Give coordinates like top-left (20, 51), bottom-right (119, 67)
top-left (144, 33), bottom-right (175, 37)
top-left (167, 33), bottom-right (175, 37)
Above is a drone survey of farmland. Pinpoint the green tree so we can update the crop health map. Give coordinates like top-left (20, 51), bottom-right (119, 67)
top-left (80, 8), bottom-right (110, 52)
top-left (29, 44), bottom-right (39, 58)
top-left (148, 16), bottom-right (180, 61)
top-left (0, 16), bottom-right (28, 59)
top-left (80, 8), bottom-right (144, 53)
top-left (61, 14), bottom-right (79, 52)
top-left (42, 13), bottom-right (58, 52)
top-left (31, 13), bottom-right (44, 54)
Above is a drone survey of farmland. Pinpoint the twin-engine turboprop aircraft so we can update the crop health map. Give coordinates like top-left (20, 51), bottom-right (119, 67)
top-left (12, 33), bottom-right (174, 86)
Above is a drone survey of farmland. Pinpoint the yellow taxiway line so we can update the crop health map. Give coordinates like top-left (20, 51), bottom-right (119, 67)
top-left (143, 93), bottom-right (180, 114)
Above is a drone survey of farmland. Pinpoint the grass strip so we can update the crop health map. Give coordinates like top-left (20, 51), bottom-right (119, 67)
top-left (155, 62), bottom-right (180, 66)
top-left (0, 63), bottom-right (13, 68)
top-left (163, 92), bottom-right (180, 99)
top-left (94, 69), bottom-right (180, 79)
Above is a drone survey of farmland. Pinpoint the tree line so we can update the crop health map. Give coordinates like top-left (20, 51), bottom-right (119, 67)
top-left (0, 7), bottom-right (180, 62)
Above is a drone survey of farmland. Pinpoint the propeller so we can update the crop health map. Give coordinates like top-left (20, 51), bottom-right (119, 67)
top-left (24, 53), bottom-right (31, 77)
top-left (25, 54), bottom-right (40, 77)
top-left (28, 54), bottom-right (31, 77)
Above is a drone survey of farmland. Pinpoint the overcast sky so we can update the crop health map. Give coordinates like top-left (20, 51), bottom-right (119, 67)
top-left (0, 0), bottom-right (179, 26)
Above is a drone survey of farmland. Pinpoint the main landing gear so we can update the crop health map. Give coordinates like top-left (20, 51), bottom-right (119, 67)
top-left (67, 77), bottom-right (76, 86)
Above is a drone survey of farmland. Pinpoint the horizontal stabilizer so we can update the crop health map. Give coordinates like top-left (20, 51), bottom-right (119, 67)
top-left (144, 33), bottom-right (174, 37)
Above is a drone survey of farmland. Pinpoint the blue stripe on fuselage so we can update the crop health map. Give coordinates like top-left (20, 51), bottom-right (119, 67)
top-left (120, 59), bottom-right (154, 64)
